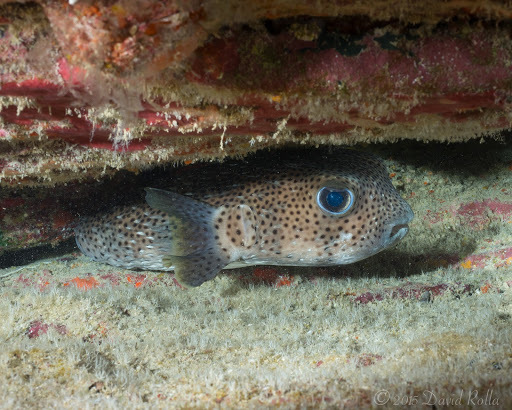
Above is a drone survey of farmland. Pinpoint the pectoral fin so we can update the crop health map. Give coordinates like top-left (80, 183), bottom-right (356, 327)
top-left (145, 187), bottom-right (217, 257)
top-left (145, 187), bottom-right (229, 287)
top-left (163, 249), bottom-right (229, 287)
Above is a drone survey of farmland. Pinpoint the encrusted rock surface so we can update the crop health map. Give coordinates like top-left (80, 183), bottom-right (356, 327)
top-left (1, 1), bottom-right (512, 185)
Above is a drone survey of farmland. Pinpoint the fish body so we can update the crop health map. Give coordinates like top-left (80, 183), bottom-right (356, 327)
top-left (75, 149), bottom-right (414, 287)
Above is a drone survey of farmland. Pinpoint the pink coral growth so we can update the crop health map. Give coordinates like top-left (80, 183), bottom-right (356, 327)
top-left (425, 199), bottom-right (512, 228)
top-left (456, 200), bottom-right (512, 227)
top-left (355, 353), bottom-right (383, 367)
top-left (26, 320), bottom-right (67, 339)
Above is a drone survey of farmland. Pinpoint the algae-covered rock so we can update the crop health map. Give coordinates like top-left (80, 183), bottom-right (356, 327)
top-left (1, 1), bottom-right (512, 186)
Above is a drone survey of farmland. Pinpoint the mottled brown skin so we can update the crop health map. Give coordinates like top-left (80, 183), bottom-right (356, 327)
top-left (75, 149), bottom-right (413, 287)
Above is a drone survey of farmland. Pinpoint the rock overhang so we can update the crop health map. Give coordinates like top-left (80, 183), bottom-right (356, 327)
top-left (1, 1), bottom-right (512, 185)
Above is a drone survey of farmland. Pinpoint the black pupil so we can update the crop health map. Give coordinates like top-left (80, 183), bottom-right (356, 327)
top-left (326, 191), bottom-right (344, 207)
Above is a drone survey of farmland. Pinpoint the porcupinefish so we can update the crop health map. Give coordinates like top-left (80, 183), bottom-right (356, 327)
top-left (75, 149), bottom-right (413, 287)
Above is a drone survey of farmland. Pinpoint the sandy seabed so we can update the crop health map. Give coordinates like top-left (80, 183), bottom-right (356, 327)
top-left (1, 139), bottom-right (511, 408)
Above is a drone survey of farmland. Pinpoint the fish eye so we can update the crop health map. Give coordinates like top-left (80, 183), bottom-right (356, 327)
top-left (316, 187), bottom-right (354, 215)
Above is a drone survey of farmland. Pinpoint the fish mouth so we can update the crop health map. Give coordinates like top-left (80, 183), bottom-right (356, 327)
top-left (386, 203), bottom-right (414, 245)
top-left (383, 223), bottom-right (409, 248)
top-left (387, 223), bottom-right (409, 245)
